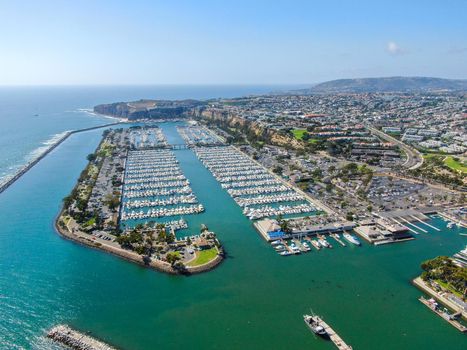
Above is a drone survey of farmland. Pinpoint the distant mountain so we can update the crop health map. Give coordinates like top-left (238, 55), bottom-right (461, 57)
top-left (296, 77), bottom-right (467, 94)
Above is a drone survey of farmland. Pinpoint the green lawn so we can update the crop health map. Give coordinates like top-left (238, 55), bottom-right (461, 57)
top-left (444, 156), bottom-right (467, 173)
top-left (291, 129), bottom-right (307, 140)
top-left (291, 129), bottom-right (319, 144)
top-left (435, 279), bottom-right (463, 299)
top-left (84, 217), bottom-right (96, 227)
top-left (187, 247), bottom-right (218, 267)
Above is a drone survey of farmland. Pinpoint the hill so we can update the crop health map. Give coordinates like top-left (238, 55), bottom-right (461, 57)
top-left (296, 77), bottom-right (467, 94)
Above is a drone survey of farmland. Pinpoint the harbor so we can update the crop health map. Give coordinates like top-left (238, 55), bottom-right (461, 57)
top-left (193, 145), bottom-right (318, 220)
top-left (121, 147), bottom-right (204, 222)
top-left (176, 123), bottom-right (225, 146)
top-left (56, 124), bottom-right (224, 275)
top-left (1, 121), bottom-right (466, 350)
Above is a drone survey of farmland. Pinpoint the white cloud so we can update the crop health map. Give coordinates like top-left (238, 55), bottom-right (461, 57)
top-left (386, 41), bottom-right (406, 55)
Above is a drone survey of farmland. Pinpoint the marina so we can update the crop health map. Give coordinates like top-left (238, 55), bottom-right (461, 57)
top-left (176, 124), bottom-right (225, 146)
top-left (1, 119), bottom-right (466, 350)
top-left (121, 148), bottom-right (204, 223)
top-left (193, 145), bottom-right (318, 220)
top-left (129, 126), bottom-right (168, 149)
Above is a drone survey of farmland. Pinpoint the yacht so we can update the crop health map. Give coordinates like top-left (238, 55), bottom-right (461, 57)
top-left (343, 233), bottom-right (361, 246)
top-left (303, 314), bottom-right (329, 339)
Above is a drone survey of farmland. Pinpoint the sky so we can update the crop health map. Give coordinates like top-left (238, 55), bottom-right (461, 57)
top-left (0, 0), bottom-right (466, 85)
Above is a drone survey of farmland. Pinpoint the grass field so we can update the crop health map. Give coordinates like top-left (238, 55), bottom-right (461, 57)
top-left (422, 154), bottom-right (467, 174)
top-left (291, 129), bottom-right (319, 144)
top-left (291, 129), bottom-right (306, 140)
top-left (444, 156), bottom-right (467, 173)
top-left (187, 247), bottom-right (218, 267)
top-left (435, 279), bottom-right (463, 299)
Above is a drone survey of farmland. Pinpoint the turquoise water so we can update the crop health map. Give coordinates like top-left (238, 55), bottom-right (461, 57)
top-left (0, 88), bottom-right (466, 349)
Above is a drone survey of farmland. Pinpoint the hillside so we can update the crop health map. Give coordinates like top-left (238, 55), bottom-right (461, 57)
top-left (297, 77), bottom-right (467, 94)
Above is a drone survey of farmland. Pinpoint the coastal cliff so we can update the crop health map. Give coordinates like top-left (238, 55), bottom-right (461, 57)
top-left (94, 99), bottom-right (205, 120)
top-left (198, 108), bottom-right (304, 149)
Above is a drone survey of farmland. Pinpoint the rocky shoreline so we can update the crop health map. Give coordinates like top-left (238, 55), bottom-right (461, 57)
top-left (47, 324), bottom-right (117, 350)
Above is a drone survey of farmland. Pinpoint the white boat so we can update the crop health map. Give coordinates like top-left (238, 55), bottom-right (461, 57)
top-left (343, 233), bottom-right (361, 246)
top-left (318, 239), bottom-right (329, 248)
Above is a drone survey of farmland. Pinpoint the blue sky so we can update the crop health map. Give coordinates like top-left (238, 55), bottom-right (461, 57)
top-left (0, 0), bottom-right (466, 85)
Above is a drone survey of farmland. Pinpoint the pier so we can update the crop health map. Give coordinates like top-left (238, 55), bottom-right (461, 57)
top-left (320, 318), bottom-right (353, 350)
top-left (410, 215), bottom-right (440, 231)
top-left (47, 324), bottom-right (117, 350)
top-left (331, 233), bottom-right (346, 246)
top-left (419, 297), bottom-right (467, 333)
top-left (306, 316), bottom-right (353, 350)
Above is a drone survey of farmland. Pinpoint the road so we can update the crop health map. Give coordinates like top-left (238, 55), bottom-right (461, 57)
top-left (367, 126), bottom-right (424, 170)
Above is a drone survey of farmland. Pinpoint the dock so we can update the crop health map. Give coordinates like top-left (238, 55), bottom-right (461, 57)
top-left (47, 324), bottom-right (117, 350)
top-left (331, 233), bottom-right (346, 246)
top-left (317, 316), bottom-right (353, 350)
top-left (410, 215), bottom-right (440, 231)
top-left (419, 297), bottom-right (467, 333)
top-left (304, 236), bottom-right (321, 250)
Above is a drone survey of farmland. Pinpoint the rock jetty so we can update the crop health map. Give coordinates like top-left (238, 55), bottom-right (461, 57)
top-left (47, 324), bottom-right (117, 350)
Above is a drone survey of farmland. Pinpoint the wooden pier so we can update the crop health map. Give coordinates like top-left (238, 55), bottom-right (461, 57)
top-left (331, 233), bottom-right (346, 247)
top-left (47, 324), bottom-right (117, 350)
top-left (316, 316), bottom-right (353, 350)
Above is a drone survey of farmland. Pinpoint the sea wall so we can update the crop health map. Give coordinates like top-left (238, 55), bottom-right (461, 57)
top-left (47, 324), bottom-right (117, 350)
top-left (0, 122), bottom-right (121, 196)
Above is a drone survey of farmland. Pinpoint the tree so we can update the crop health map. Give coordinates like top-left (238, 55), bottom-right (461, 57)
top-left (86, 153), bottom-right (97, 162)
top-left (166, 232), bottom-right (175, 244)
top-left (166, 252), bottom-right (181, 266)
top-left (63, 195), bottom-right (74, 208)
top-left (157, 230), bottom-right (167, 242)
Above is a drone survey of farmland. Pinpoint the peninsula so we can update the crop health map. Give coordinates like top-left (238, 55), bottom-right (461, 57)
top-left (56, 126), bottom-right (224, 275)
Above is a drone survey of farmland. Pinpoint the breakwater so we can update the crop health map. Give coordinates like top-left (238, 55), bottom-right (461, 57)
top-left (47, 324), bottom-right (117, 350)
top-left (0, 122), bottom-right (122, 195)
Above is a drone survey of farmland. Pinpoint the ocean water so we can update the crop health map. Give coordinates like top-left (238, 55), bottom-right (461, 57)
top-left (0, 87), bottom-right (466, 350)
top-left (0, 85), bottom-right (291, 185)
